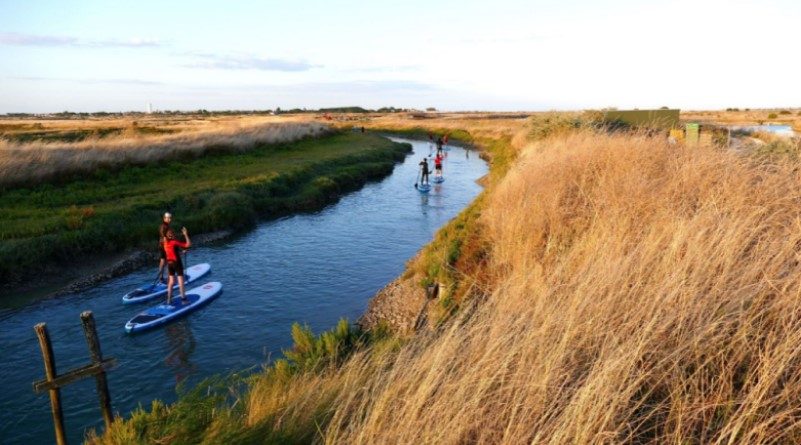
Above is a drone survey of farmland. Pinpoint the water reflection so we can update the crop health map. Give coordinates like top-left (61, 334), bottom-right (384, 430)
top-left (164, 320), bottom-right (197, 385)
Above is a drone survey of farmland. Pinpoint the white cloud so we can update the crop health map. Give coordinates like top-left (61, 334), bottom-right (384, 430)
top-left (185, 53), bottom-right (321, 72)
top-left (0, 32), bottom-right (162, 48)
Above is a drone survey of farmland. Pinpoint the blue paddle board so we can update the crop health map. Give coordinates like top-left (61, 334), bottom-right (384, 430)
top-left (417, 183), bottom-right (432, 193)
top-left (122, 263), bottom-right (211, 304)
top-left (125, 281), bottom-right (222, 333)
top-left (432, 176), bottom-right (445, 183)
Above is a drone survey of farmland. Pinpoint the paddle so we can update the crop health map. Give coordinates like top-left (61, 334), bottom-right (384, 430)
top-left (183, 247), bottom-right (190, 282)
top-left (414, 167), bottom-right (421, 189)
top-left (153, 270), bottom-right (163, 286)
top-left (153, 241), bottom-right (165, 286)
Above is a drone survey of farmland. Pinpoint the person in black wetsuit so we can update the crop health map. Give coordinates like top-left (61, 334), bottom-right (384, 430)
top-left (157, 212), bottom-right (172, 283)
top-left (418, 158), bottom-right (430, 185)
top-left (436, 137), bottom-right (444, 157)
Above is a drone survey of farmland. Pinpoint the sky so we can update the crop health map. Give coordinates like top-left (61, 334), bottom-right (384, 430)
top-left (1, 0), bottom-right (800, 113)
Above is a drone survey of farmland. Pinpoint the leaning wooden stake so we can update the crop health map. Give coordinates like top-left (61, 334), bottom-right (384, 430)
top-left (35, 322), bottom-right (68, 445)
top-left (33, 311), bottom-right (117, 444)
top-left (80, 311), bottom-right (114, 427)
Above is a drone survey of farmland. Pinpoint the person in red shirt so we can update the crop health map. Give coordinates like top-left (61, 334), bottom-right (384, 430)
top-left (163, 227), bottom-right (192, 304)
top-left (434, 153), bottom-right (444, 178)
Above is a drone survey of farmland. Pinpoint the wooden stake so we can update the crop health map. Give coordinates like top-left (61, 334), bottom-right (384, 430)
top-left (80, 311), bottom-right (114, 428)
top-left (34, 322), bottom-right (68, 445)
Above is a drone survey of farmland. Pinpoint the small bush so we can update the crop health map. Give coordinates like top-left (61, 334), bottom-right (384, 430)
top-left (768, 113), bottom-right (778, 119)
top-left (779, 110), bottom-right (791, 115)
top-left (283, 319), bottom-right (360, 372)
top-left (528, 113), bottom-right (585, 140)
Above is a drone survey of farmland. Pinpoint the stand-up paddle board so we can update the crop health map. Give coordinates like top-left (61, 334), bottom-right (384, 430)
top-left (122, 263), bottom-right (211, 304)
top-left (418, 183), bottom-right (432, 193)
top-left (432, 176), bottom-right (445, 183)
top-left (125, 281), bottom-right (222, 333)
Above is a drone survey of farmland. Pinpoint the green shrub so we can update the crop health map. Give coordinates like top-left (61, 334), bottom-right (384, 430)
top-left (528, 113), bottom-right (586, 140)
top-left (283, 319), bottom-right (359, 372)
top-left (768, 113), bottom-right (778, 119)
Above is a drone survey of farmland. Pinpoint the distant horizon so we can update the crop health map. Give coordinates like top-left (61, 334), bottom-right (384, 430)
top-left (3, 105), bottom-right (800, 116)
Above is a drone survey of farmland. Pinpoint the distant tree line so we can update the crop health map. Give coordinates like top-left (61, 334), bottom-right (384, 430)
top-left (1, 106), bottom-right (411, 118)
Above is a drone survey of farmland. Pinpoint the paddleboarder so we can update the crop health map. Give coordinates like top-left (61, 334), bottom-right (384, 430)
top-left (434, 153), bottom-right (443, 179)
top-left (163, 227), bottom-right (192, 304)
top-left (436, 136), bottom-right (444, 157)
top-left (418, 158), bottom-right (430, 186)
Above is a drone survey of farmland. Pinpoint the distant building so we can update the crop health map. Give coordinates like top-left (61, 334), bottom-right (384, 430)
top-left (147, 103), bottom-right (153, 114)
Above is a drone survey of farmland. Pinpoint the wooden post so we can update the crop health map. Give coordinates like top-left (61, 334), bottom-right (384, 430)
top-left (33, 312), bottom-right (117, 443)
top-left (426, 282), bottom-right (440, 300)
top-left (34, 323), bottom-right (68, 445)
top-left (80, 311), bottom-right (114, 428)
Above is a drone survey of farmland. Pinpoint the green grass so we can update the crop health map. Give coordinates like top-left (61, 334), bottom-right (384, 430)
top-left (0, 132), bottom-right (411, 287)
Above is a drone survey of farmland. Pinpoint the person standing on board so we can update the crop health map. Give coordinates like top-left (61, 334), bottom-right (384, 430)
top-left (163, 227), bottom-right (192, 305)
top-left (157, 212), bottom-right (172, 283)
top-left (436, 136), bottom-right (444, 157)
top-left (419, 158), bottom-right (431, 186)
top-left (434, 153), bottom-right (444, 179)
top-left (443, 133), bottom-right (449, 147)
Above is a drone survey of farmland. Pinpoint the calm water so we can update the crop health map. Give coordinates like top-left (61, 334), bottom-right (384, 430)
top-left (0, 138), bottom-right (487, 444)
top-left (733, 124), bottom-right (796, 137)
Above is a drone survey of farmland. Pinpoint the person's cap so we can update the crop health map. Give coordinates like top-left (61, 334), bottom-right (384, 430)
top-left (164, 212), bottom-right (172, 218)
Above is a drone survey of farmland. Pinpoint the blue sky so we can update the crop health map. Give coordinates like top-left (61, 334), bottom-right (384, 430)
top-left (1, 0), bottom-right (800, 112)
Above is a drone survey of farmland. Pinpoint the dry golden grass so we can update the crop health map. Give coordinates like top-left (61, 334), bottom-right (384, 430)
top-left (682, 109), bottom-right (801, 131)
top-left (316, 129), bottom-right (801, 444)
top-left (0, 119), bottom-right (329, 188)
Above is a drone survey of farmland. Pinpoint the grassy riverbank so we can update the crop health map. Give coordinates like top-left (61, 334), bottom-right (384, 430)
top-left (0, 131), bottom-right (410, 292)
